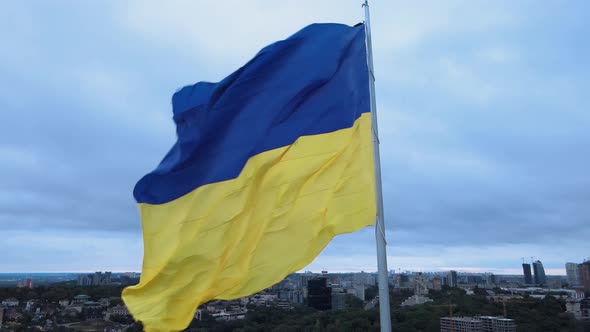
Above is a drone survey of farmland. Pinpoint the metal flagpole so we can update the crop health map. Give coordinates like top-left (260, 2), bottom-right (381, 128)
top-left (362, 1), bottom-right (392, 332)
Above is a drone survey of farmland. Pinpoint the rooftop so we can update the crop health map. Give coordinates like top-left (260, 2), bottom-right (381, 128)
top-left (74, 295), bottom-right (91, 299)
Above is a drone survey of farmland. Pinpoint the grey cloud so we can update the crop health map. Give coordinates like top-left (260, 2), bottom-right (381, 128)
top-left (1, 0), bottom-right (589, 272)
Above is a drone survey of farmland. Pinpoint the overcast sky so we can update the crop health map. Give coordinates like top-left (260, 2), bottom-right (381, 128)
top-left (1, 1), bottom-right (588, 275)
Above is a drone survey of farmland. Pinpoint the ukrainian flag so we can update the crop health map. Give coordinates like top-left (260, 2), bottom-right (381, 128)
top-left (122, 23), bottom-right (376, 331)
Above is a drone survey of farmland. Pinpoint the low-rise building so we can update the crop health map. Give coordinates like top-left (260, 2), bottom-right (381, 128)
top-left (440, 317), bottom-right (483, 332)
top-left (478, 316), bottom-right (517, 332)
top-left (4, 308), bottom-right (23, 321)
top-left (249, 294), bottom-right (278, 306)
top-left (106, 304), bottom-right (130, 321)
top-left (72, 295), bottom-right (91, 306)
top-left (210, 309), bottom-right (247, 321)
top-left (109, 304), bottom-right (129, 316)
top-left (1, 298), bottom-right (19, 307)
top-left (401, 295), bottom-right (433, 307)
top-left (440, 316), bottom-right (516, 332)
top-left (81, 301), bottom-right (105, 320)
top-left (98, 298), bottom-right (110, 307)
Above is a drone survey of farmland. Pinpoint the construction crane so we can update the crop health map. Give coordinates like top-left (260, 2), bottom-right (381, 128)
top-left (429, 303), bottom-right (457, 332)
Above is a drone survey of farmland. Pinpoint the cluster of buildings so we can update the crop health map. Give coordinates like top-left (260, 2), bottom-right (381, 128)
top-left (520, 258), bottom-right (590, 295)
top-left (304, 271), bottom-right (376, 311)
top-left (75, 271), bottom-right (140, 287)
top-left (272, 271), bottom-right (376, 310)
top-left (0, 294), bottom-right (132, 330)
top-left (519, 259), bottom-right (590, 294)
top-left (196, 271), bottom-right (377, 321)
top-left (393, 265), bottom-right (590, 325)
top-left (77, 271), bottom-right (112, 286)
top-left (393, 270), bottom-right (497, 291)
top-left (1, 298), bottom-right (52, 328)
top-left (517, 259), bottom-right (590, 320)
top-left (3, 265), bottom-right (589, 329)
top-left (440, 316), bottom-right (516, 332)
top-left (196, 299), bottom-right (248, 321)
top-left (515, 258), bottom-right (590, 320)
top-left (64, 294), bottom-right (131, 321)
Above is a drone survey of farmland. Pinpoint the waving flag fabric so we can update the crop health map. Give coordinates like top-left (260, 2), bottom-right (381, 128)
top-left (122, 23), bottom-right (375, 332)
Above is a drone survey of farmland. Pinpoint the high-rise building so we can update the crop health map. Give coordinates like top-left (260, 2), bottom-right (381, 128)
top-left (78, 274), bottom-right (92, 286)
top-left (398, 273), bottom-right (410, 287)
top-left (76, 271), bottom-right (111, 286)
top-left (351, 285), bottom-right (365, 300)
top-left (307, 278), bottom-right (331, 311)
top-left (287, 290), bottom-right (304, 304)
top-left (446, 271), bottom-right (458, 288)
top-left (465, 275), bottom-right (484, 285)
top-left (331, 292), bottom-right (346, 311)
top-left (430, 278), bottom-right (442, 291)
top-left (532, 260), bottom-right (547, 285)
top-left (485, 273), bottom-right (496, 286)
top-left (566, 263), bottom-right (581, 286)
top-left (522, 264), bottom-right (533, 285)
top-left (92, 272), bottom-right (103, 286)
top-left (414, 272), bottom-right (428, 296)
top-left (24, 279), bottom-right (33, 288)
top-left (580, 262), bottom-right (590, 296)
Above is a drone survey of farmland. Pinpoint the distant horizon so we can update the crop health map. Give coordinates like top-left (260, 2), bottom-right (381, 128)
top-left (0, 268), bottom-right (567, 276)
top-left (2, 1), bottom-right (589, 281)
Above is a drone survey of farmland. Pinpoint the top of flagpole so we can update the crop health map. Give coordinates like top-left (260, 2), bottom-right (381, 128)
top-left (362, 0), bottom-right (375, 81)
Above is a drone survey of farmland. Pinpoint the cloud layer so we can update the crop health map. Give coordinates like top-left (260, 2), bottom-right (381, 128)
top-left (1, 0), bottom-right (588, 274)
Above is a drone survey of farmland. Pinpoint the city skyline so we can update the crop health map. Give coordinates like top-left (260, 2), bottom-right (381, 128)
top-left (1, 1), bottom-right (589, 275)
top-left (0, 263), bottom-right (579, 276)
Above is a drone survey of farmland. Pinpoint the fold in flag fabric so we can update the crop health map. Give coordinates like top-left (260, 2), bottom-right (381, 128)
top-left (122, 22), bottom-right (376, 332)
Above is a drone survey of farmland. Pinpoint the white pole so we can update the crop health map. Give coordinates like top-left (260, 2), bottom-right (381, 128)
top-left (362, 1), bottom-right (392, 331)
